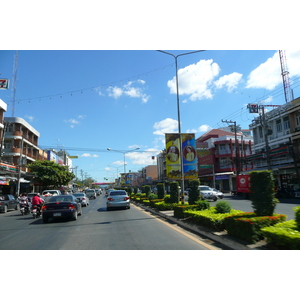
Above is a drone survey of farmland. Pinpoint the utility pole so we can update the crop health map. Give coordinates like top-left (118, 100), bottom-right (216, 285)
top-left (222, 119), bottom-right (240, 175)
top-left (260, 106), bottom-right (272, 170)
top-left (16, 136), bottom-right (24, 196)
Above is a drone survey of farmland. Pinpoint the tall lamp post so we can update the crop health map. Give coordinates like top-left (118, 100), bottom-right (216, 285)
top-left (157, 50), bottom-right (205, 202)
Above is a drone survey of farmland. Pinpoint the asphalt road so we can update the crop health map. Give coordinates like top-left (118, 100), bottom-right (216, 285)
top-left (0, 194), bottom-right (220, 250)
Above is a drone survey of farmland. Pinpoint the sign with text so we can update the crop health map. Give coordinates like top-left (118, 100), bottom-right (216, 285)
top-left (0, 79), bottom-right (9, 90)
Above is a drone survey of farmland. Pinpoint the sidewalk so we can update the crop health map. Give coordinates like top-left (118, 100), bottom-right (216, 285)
top-left (132, 201), bottom-right (268, 250)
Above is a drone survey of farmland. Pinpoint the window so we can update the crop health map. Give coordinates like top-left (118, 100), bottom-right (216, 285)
top-left (276, 119), bottom-right (282, 132)
top-left (283, 116), bottom-right (290, 130)
top-left (296, 112), bottom-right (300, 126)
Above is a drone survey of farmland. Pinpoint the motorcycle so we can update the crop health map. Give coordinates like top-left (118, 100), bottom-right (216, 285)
top-left (31, 205), bottom-right (41, 219)
top-left (20, 203), bottom-right (30, 215)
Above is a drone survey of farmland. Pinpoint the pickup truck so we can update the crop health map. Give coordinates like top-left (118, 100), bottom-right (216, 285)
top-left (0, 195), bottom-right (19, 213)
top-left (41, 190), bottom-right (61, 202)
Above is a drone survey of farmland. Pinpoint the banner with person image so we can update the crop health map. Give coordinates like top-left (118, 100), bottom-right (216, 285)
top-left (165, 133), bottom-right (182, 179)
top-left (182, 133), bottom-right (198, 179)
top-left (165, 133), bottom-right (198, 179)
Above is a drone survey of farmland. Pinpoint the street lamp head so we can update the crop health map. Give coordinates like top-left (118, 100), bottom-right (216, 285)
top-left (107, 148), bottom-right (111, 151)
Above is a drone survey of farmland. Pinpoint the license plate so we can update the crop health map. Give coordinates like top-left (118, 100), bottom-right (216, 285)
top-left (53, 212), bottom-right (61, 217)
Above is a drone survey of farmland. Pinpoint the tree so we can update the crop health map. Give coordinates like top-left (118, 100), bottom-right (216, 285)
top-left (188, 179), bottom-right (200, 205)
top-left (250, 170), bottom-right (278, 216)
top-left (28, 160), bottom-right (75, 189)
top-left (157, 183), bottom-right (165, 199)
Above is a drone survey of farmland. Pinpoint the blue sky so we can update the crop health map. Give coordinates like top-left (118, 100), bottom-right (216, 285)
top-left (1, 50), bottom-right (300, 182)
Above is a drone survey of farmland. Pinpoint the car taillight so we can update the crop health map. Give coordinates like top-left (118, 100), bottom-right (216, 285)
top-left (42, 205), bottom-right (47, 211)
top-left (82, 197), bottom-right (86, 200)
top-left (125, 197), bottom-right (130, 200)
top-left (67, 204), bottom-right (75, 209)
top-left (107, 197), bottom-right (113, 201)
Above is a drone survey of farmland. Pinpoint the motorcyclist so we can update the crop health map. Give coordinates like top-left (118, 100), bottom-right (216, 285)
top-left (18, 193), bottom-right (30, 212)
top-left (31, 193), bottom-right (44, 214)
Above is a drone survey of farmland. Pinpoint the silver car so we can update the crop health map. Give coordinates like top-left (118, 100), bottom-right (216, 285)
top-left (199, 185), bottom-right (218, 201)
top-left (73, 192), bottom-right (90, 207)
top-left (107, 190), bottom-right (130, 210)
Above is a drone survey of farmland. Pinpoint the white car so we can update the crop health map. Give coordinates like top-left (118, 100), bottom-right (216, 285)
top-left (212, 188), bottom-right (224, 199)
top-left (73, 192), bottom-right (90, 207)
top-left (107, 190), bottom-right (130, 210)
top-left (198, 185), bottom-right (218, 201)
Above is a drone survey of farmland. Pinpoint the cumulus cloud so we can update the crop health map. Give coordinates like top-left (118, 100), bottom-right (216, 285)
top-left (214, 72), bottom-right (243, 92)
top-left (64, 116), bottom-right (84, 128)
top-left (246, 50), bottom-right (300, 90)
top-left (126, 148), bottom-right (160, 165)
top-left (153, 118), bottom-right (178, 135)
top-left (167, 59), bottom-right (221, 101)
top-left (25, 115), bottom-right (34, 122)
top-left (106, 80), bottom-right (150, 103)
top-left (187, 124), bottom-right (212, 133)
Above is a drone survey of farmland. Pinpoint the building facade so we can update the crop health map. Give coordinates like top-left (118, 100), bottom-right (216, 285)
top-left (248, 96), bottom-right (300, 189)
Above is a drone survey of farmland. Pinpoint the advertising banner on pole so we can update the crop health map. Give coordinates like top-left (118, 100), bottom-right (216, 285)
top-left (165, 133), bottom-right (198, 179)
top-left (182, 133), bottom-right (198, 179)
top-left (165, 133), bottom-right (182, 179)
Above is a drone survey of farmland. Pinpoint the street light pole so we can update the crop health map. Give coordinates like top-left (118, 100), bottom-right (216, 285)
top-left (107, 147), bottom-right (140, 181)
top-left (157, 50), bottom-right (205, 203)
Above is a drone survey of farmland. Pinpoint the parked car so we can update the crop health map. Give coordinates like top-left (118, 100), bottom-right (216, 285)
top-left (85, 189), bottom-right (96, 199)
top-left (198, 185), bottom-right (218, 201)
top-left (73, 192), bottom-right (89, 207)
top-left (41, 195), bottom-right (82, 223)
top-left (0, 194), bottom-right (19, 213)
top-left (212, 188), bottom-right (224, 199)
top-left (107, 190), bottom-right (130, 210)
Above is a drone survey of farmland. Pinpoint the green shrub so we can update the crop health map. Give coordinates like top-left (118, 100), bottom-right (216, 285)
top-left (148, 193), bottom-right (158, 200)
top-left (169, 181), bottom-right (179, 203)
top-left (188, 179), bottom-right (200, 205)
top-left (142, 200), bottom-right (151, 206)
top-left (164, 194), bottom-right (171, 203)
top-left (184, 207), bottom-right (243, 231)
top-left (149, 199), bottom-right (164, 208)
top-left (157, 183), bottom-right (165, 199)
top-left (143, 185), bottom-right (151, 197)
top-left (173, 205), bottom-right (197, 218)
top-left (261, 220), bottom-right (300, 249)
top-left (195, 200), bottom-right (210, 211)
top-left (250, 171), bottom-right (278, 216)
top-left (224, 213), bottom-right (287, 244)
top-left (293, 206), bottom-right (300, 229)
top-left (215, 201), bottom-right (231, 214)
top-left (154, 201), bottom-right (178, 211)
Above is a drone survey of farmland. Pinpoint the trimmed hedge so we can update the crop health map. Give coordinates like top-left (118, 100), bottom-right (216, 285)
top-left (173, 205), bottom-right (198, 219)
top-left (224, 213), bottom-right (287, 244)
top-left (261, 220), bottom-right (300, 249)
top-left (184, 207), bottom-right (244, 231)
top-left (154, 201), bottom-right (178, 211)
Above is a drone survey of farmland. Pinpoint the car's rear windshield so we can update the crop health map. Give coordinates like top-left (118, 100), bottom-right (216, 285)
top-left (48, 196), bottom-right (72, 203)
top-left (199, 186), bottom-right (211, 191)
top-left (110, 191), bottom-right (127, 196)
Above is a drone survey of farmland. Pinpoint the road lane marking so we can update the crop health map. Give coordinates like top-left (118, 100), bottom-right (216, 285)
top-left (134, 205), bottom-right (219, 250)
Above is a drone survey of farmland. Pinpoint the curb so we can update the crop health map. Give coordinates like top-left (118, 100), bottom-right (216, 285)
top-left (132, 201), bottom-right (266, 250)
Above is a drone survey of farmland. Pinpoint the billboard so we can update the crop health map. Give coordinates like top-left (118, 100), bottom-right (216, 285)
top-left (165, 133), bottom-right (198, 179)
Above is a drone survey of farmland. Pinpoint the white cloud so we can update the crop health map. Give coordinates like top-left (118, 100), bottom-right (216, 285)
top-left (107, 86), bottom-right (123, 98)
top-left (25, 115), bottom-right (34, 122)
top-left (153, 118), bottom-right (178, 135)
top-left (214, 72), bottom-right (243, 92)
top-left (126, 148), bottom-right (160, 165)
top-left (81, 153), bottom-right (99, 157)
top-left (186, 124), bottom-right (212, 133)
top-left (245, 50), bottom-right (300, 90)
top-left (167, 59), bottom-right (221, 101)
top-left (106, 80), bottom-right (150, 103)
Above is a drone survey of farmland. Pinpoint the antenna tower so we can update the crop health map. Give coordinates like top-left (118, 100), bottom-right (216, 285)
top-left (11, 50), bottom-right (19, 117)
top-left (279, 50), bottom-right (293, 103)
